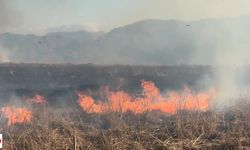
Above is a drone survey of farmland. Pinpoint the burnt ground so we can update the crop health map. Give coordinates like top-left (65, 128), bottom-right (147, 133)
top-left (0, 63), bottom-right (213, 106)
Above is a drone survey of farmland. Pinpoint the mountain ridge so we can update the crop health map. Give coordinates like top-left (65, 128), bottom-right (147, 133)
top-left (0, 17), bottom-right (250, 64)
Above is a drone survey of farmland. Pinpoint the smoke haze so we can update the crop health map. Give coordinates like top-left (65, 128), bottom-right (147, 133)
top-left (1, 1), bottom-right (250, 108)
top-left (0, 0), bottom-right (18, 62)
top-left (212, 20), bottom-right (250, 107)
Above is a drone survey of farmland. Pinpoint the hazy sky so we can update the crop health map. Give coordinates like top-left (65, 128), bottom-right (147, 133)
top-left (6, 0), bottom-right (250, 34)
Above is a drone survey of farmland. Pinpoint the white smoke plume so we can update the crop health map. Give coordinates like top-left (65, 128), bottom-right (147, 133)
top-left (0, 45), bottom-right (9, 62)
top-left (0, 0), bottom-right (17, 62)
top-left (211, 20), bottom-right (250, 108)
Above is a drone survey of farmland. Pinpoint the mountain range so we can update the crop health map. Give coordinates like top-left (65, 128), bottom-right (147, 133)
top-left (1, 17), bottom-right (250, 64)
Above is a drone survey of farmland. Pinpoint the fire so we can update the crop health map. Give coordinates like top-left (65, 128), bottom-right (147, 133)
top-left (141, 80), bottom-right (160, 99)
top-left (1, 106), bottom-right (32, 126)
top-left (77, 80), bottom-right (215, 114)
top-left (27, 95), bottom-right (47, 104)
top-left (77, 94), bottom-right (104, 113)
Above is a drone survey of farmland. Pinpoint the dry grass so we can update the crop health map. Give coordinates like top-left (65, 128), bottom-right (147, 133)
top-left (1, 102), bottom-right (250, 150)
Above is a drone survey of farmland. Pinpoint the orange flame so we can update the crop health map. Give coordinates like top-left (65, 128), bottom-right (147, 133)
top-left (77, 94), bottom-right (105, 113)
top-left (1, 106), bottom-right (32, 126)
top-left (27, 95), bottom-right (47, 104)
top-left (77, 80), bottom-right (215, 114)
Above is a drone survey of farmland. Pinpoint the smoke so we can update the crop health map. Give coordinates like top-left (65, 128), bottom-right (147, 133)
top-left (0, 0), bottom-right (18, 32)
top-left (206, 19), bottom-right (250, 107)
top-left (0, 0), bottom-right (248, 109)
top-left (0, 0), bottom-right (17, 62)
top-left (0, 45), bottom-right (9, 62)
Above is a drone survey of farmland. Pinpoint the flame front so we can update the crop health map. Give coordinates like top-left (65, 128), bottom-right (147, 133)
top-left (1, 106), bottom-right (32, 126)
top-left (77, 80), bottom-right (215, 114)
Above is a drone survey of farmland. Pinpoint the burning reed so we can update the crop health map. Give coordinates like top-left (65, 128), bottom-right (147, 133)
top-left (0, 80), bottom-right (215, 127)
top-left (1, 106), bottom-right (32, 126)
top-left (77, 80), bottom-right (215, 114)
top-left (1, 80), bottom-right (250, 149)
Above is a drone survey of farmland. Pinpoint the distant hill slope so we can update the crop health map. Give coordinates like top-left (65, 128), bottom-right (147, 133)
top-left (1, 17), bottom-right (250, 64)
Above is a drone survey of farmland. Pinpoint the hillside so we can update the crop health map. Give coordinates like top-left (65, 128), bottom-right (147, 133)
top-left (1, 17), bottom-right (250, 64)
